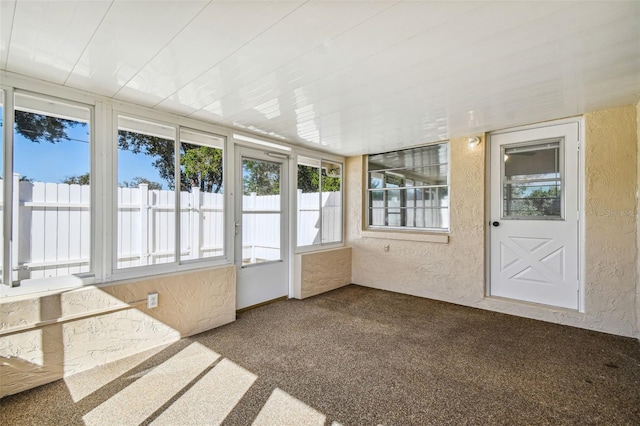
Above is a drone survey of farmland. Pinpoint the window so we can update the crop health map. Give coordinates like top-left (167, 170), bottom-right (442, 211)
top-left (11, 93), bottom-right (92, 283)
top-left (179, 129), bottom-right (225, 261)
top-left (116, 116), bottom-right (177, 269)
top-left (367, 143), bottom-right (449, 231)
top-left (116, 116), bottom-right (227, 271)
top-left (0, 90), bottom-right (4, 284)
top-left (502, 139), bottom-right (562, 218)
top-left (297, 156), bottom-right (343, 247)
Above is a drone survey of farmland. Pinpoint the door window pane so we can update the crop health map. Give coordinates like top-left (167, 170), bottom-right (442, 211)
top-left (179, 129), bottom-right (224, 261)
top-left (13, 93), bottom-right (91, 282)
top-left (242, 159), bottom-right (281, 200)
top-left (241, 213), bottom-right (280, 265)
top-left (117, 116), bottom-right (176, 268)
top-left (242, 158), bottom-right (281, 265)
top-left (502, 140), bottom-right (562, 218)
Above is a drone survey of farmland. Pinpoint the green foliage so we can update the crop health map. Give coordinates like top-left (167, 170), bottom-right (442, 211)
top-left (62, 173), bottom-right (90, 185)
top-left (508, 184), bottom-right (560, 216)
top-left (243, 160), bottom-right (280, 195)
top-left (14, 114), bottom-right (340, 196)
top-left (297, 165), bottom-right (319, 193)
top-left (321, 168), bottom-right (341, 192)
top-left (528, 187), bottom-right (560, 216)
top-left (14, 111), bottom-right (81, 143)
top-left (181, 145), bottom-right (223, 193)
top-left (297, 164), bottom-right (341, 193)
top-left (118, 130), bottom-right (177, 189)
top-left (13, 113), bottom-right (224, 193)
top-left (119, 176), bottom-right (163, 190)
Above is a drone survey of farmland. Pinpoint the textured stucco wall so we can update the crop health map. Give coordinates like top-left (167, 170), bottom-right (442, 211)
top-left (347, 107), bottom-right (639, 338)
top-left (294, 247), bottom-right (352, 299)
top-left (347, 136), bottom-right (486, 303)
top-left (583, 106), bottom-right (637, 337)
top-left (637, 99), bottom-right (640, 339)
top-left (0, 265), bottom-right (235, 397)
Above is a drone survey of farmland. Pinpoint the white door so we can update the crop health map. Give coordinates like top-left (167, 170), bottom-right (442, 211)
top-left (235, 147), bottom-right (289, 310)
top-left (489, 121), bottom-right (581, 310)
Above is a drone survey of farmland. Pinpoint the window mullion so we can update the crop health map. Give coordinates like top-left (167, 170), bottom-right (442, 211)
top-left (366, 142), bottom-right (449, 231)
top-left (2, 87), bottom-right (15, 286)
top-left (175, 126), bottom-right (181, 265)
top-left (318, 164), bottom-right (323, 244)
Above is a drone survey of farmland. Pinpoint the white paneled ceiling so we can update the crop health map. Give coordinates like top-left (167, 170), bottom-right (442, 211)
top-left (1, 0), bottom-right (638, 156)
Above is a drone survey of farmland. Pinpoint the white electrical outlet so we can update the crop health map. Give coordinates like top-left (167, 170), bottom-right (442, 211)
top-left (147, 292), bottom-right (158, 309)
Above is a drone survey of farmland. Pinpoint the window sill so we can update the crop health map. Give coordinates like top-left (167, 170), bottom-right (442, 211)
top-left (0, 275), bottom-right (95, 300)
top-left (294, 242), bottom-right (344, 255)
top-left (0, 261), bottom-right (233, 300)
top-left (361, 230), bottom-right (449, 244)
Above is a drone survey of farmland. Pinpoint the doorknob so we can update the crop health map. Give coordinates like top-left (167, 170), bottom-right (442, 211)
top-left (492, 221), bottom-right (500, 227)
top-left (234, 221), bottom-right (241, 235)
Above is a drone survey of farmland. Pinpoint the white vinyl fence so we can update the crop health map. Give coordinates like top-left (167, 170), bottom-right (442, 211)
top-left (297, 190), bottom-right (342, 247)
top-left (0, 175), bottom-right (341, 282)
top-left (370, 188), bottom-right (449, 229)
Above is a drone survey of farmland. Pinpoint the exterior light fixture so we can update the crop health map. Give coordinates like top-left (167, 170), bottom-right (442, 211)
top-left (468, 136), bottom-right (481, 148)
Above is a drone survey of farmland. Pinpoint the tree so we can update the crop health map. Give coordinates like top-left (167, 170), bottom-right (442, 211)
top-left (14, 111), bottom-right (82, 144)
top-left (14, 114), bottom-right (339, 195)
top-left (119, 177), bottom-right (163, 190)
top-left (118, 130), bottom-right (177, 189)
top-left (181, 146), bottom-right (223, 193)
top-left (243, 160), bottom-right (280, 195)
top-left (507, 184), bottom-right (560, 216)
top-left (529, 187), bottom-right (560, 216)
top-left (297, 165), bottom-right (319, 193)
top-left (320, 168), bottom-right (341, 192)
top-left (13, 113), bottom-right (223, 193)
top-left (297, 164), bottom-right (341, 193)
top-left (62, 173), bottom-right (90, 185)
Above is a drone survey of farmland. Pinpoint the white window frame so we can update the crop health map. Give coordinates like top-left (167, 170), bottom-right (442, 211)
top-left (0, 72), bottom-right (345, 297)
top-left (294, 150), bottom-right (344, 253)
top-left (1, 88), bottom-right (98, 294)
top-left (365, 141), bottom-right (451, 233)
top-left (109, 109), bottom-right (231, 282)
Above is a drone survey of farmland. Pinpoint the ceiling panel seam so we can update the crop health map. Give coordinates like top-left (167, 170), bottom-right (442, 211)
top-left (197, 1), bottom-right (487, 123)
top-left (182, 0), bottom-right (403, 121)
top-left (62, 0), bottom-right (115, 86)
top-left (109, 0), bottom-right (213, 98)
top-left (148, 0), bottom-right (310, 109)
top-left (220, 2), bottom-right (584, 131)
top-left (1, 0), bottom-right (17, 70)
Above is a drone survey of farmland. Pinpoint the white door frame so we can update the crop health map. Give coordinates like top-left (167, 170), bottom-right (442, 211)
top-left (234, 146), bottom-right (290, 310)
top-left (486, 117), bottom-right (585, 312)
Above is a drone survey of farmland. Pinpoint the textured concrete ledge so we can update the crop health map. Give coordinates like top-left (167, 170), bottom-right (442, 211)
top-left (294, 247), bottom-right (352, 299)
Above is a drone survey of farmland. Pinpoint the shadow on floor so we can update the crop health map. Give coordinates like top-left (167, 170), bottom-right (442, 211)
top-left (2, 285), bottom-right (640, 425)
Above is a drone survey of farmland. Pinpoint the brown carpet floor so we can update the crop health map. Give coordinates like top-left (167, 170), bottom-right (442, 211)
top-left (2, 285), bottom-right (640, 425)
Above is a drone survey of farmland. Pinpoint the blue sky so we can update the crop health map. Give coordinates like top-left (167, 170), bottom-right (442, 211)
top-left (3, 116), bottom-right (166, 189)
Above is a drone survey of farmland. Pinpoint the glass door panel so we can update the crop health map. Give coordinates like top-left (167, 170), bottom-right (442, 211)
top-left (241, 158), bottom-right (282, 266)
top-left (502, 139), bottom-right (563, 219)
